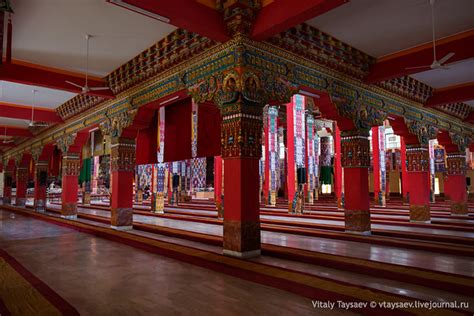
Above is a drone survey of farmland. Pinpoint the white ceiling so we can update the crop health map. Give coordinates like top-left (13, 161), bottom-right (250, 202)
top-left (411, 58), bottom-right (474, 88)
top-left (0, 81), bottom-right (75, 108)
top-left (5, 0), bottom-right (177, 77)
top-left (307, 0), bottom-right (474, 58)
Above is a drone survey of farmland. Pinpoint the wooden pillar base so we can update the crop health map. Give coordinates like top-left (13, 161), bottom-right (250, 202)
top-left (344, 209), bottom-right (371, 234)
top-left (223, 220), bottom-right (261, 258)
top-left (409, 204), bottom-right (430, 222)
top-left (451, 202), bottom-right (468, 215)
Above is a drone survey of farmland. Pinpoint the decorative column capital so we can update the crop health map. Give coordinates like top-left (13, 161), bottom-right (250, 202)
top-left (62, 153), bottom-right (81, 176)
top-left (340, 130), bottom-right (370, 168)
top-left (99, 108), bottom-right (137, 139)
top-left (56, 133), bottom-right (77, 154)
top-left (406, 145), bottom-right (430, 172)
top-left (405, 119), bottom-right (438, 146)
top-left (330, 96), bottom-right (387, 133)
top-left (446, 152), bottom-right (467, 176)
top-left (110, 138), bottom-right (136, 172)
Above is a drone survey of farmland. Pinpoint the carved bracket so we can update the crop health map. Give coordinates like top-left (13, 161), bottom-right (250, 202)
top-left (405, 119), bottom-right (438, 146)
top-left (56, 133), bottom-right (77, 154)
top-left (449, 132), bottom-right (471, 152)
top-left (30, 146), bottom-right (43, 163)
top-left (331, 95), bottom-right (387, 132)
top-left (99, 108), bottom-right (138, 138)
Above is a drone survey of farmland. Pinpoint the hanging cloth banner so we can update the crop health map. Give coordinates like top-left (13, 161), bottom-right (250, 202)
top-left (320, 136), bottom-right (332, 184)
top-left (157, 107), bottom-right (165, 163)
top-left (378, 126), bottom-right (386, 205)
top-left (268, 106), bottom-right (278, 205)
top-left (294, 95), bottom-right (306, 167)
top-left (306, 114), bottom-right (316, 204)
top-left (191, 100), bottom-right (198, 158)
top-left (429, 140), bottom-right (436, 202)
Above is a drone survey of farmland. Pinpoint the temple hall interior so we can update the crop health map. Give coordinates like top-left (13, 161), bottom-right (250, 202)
top-left (0, 0), bottom-right (473, 315)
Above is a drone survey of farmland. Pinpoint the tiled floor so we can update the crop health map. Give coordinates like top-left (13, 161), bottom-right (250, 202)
top-left (1, 209), bottom-right (340, 316)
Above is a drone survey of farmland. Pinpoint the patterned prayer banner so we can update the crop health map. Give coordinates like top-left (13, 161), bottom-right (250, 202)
top-left (191, 100), bottom-right (198, 158)
top-left (157, 107), bottom-right (165, 163)
top-left (294, 95), bottom-right (306, 167)
top-left (378, 126), bottom-right (386, 193)
top-left (434, 146), bottom-right (446, 172)
top-left (306, 114), bottom-right (316, 192)
top-left (429, 140), bottom-right (436, 201)
top-left (191, 158), bottom-right (206, 190)
top-left (137, 164), bottom-right (153, 189)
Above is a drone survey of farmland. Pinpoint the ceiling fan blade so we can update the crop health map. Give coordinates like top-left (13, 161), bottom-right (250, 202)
top-left (438, 52), bottom-right (455, 65)
top-left (405, 65), bottom-right (431, 70)
top-left (66, 80), bottom-right (84, 89)
top-left (88, 87), bottom-right (110, 91)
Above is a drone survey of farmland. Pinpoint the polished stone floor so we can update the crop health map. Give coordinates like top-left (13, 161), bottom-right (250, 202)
top-left (0, 209), bottom-right (351, 316)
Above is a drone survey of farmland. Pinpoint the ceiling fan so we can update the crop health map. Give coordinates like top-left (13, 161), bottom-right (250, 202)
top-left (28, 89), bottom-right (48, 128)
top-left (65, 34), bottom-right (109, 94)
top-left (2, 127), bottom-right (14, 144)
top-left (406, 0), bottom-right (455, 71)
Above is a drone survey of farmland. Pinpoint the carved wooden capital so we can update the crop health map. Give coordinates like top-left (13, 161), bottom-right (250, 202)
top-left (99, 109), bottom-right (137, 138)
top-left (449, 132), bottom-right (471, 153)
top-left (62, 153), bottom-right (81, 176)
top-left (57, 133), bottom-right (77, 154)
top-left (110, 138), bottom-right (136, 172)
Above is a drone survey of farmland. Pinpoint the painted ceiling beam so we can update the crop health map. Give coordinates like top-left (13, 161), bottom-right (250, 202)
top-left (425, 83), bottom-right (474, 108)
top-left (365, 30), bottom-right (474, 84)
top-left (107, 0), bottom-right (229, 42)
top-left (0, 102), bottom-right (63, 123)
top-left (252, 0), bottom-right (348, 41)
top-left (0, 126), bottom-right (32, 137)
top-left (0, 63), bottom-right (115, 99)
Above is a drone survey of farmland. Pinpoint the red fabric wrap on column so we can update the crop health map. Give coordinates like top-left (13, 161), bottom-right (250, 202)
top-left (3, 169), bottom-right (13, 205)
top-left (110, 137), bottom-right (136, 229)
top-left (15, 167), bottom-right (28, 206)
top-left (400, 137), bottom-right (409, 202)
top-left (286, 101), bottom-right (296, 211)
top-left (214, 156), bottom-right (223, 218)
top-left (334, 125), bottom-right (343, 208)
top-left (61, 153), bottom-right (81, 218)
top-left (444, 152), bottom-right (468, 215)
top-left (341, 131), bottom-right (371, 234)
top-left (263, 126), bottom-right (270, 204)
top-left (221, 109), bottom-right (262, 259)
top-left (371, 126), bottom-right (381, 203)
top-left (406, 145), bottom-right (431, 222)
top-left (34, 161), bottom-right (48, 212)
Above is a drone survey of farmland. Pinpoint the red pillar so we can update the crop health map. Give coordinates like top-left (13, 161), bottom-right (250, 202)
top-left (221, 105), bottom-right (262, 258)
top-left (372, 126), bottom-right (381, 204)
top-left (34, 161), bottom-right (48, 212)
top-left (400, 137), bottom-right (409, 202)
top-left (214, 156), bottom-right (223, 218)
top-left (110, 137), bottom-right (136, 230)
top-left (3, 169), bottom-right (13, 205)
top-left (444, 152), bottom-right (468, 215)
top-left (15, 167), bottom-right (28, 206)
top-left (334, 125), bottom-right (343, 208)
top-left (341, 131), bottom-right (371, 234)
top-left (406, 144), bottom-right (431, 222)
top-left (61, 153), bottom-right (81, 219)
top-left (263, 126), bottom-right (270, 204)
top-left (286, 101), bottom-right (296, 210)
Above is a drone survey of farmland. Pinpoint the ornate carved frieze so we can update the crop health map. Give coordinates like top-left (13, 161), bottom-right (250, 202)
top-left (62, 153), bottom-right (81, 176)
top-left (268, 23), bottom-right (375, 79)
top-left (110, 138), bottom-right (136, 172)
top-left (378, 76), bottom-right (433, 104)
top-left (107, 29), bottom-right (217, 94)
top-left (57, 95), bottom-right (104, 120)
top-left (99, 108), bottom-right (137, 138)
top-left (56, 133), bottom-right (77, 154)
top-left (437, 103), bottom-right (471, 120)
top-left (340, 132), bottom-right (370, 168)
top-left (405, 119), bottom-right (438, 146)
top-left (446, 153), bottom-right (467, 176)
top-left (406, 145), bottom-right (430, 172)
